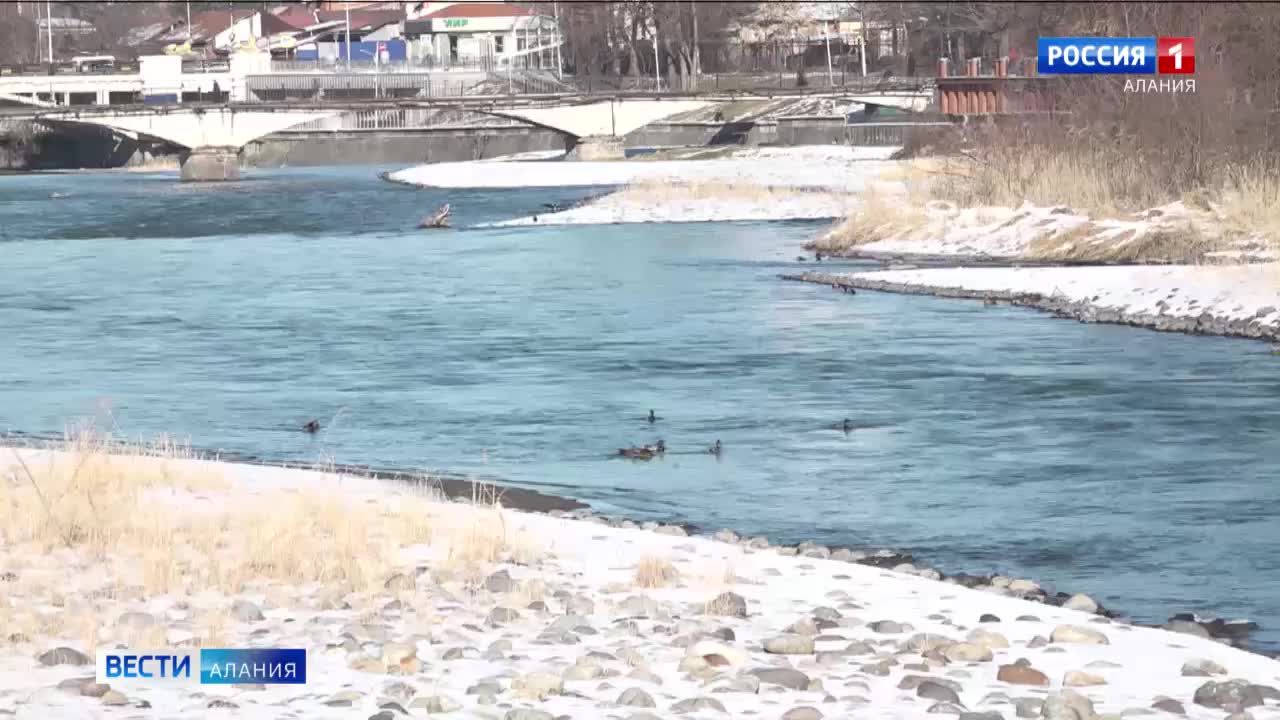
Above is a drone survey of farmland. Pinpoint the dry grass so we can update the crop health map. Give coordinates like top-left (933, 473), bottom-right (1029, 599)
top-left (634, 555), bottom-right (679, 589)
top-left (811, 188), bottom-right (929, 252)
top-left (1218, 168), bottom-right (1280, 246)
top-left (0, 428), bottom-right (547, 647)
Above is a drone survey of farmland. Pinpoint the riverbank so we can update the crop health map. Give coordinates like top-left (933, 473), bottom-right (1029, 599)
top-left (4, 444), bottom-right (1280, 719)
top-left (783, 265), bottom-right (1280, 343)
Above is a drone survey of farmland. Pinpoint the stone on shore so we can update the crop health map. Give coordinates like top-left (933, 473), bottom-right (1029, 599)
top-left (764, 635), bottom-right (815, 655)
top-left (618, 687), bottom-right (656, 707)
top-left (997, 665), bottom-right (1049, 687)
top-left (706, 592), bottom-right (748, 617)
top-left (783, 707), bottom-right (824, 720)
top-left (943, 642), bottom-right (994, 663)
top-left (38, 647), bottom-right (91, 666)
top-left (1063, 670), bottom-right (1107, 687)
top-left (513, 672), bottom-right (563, 700)
top-left (749, 667), bottom-right (812, 690)
top-left (1181, 658), bottom-right (1228, 676)
top-left (1050, 625), bottom-right (1109, 645)
top-left (1192, 680), bottom-right (1264, 712)
top-left (917, 680), bottom-right (963, 705)
top-left (1063, 594), bottom-right (1099, 614)
top-left (1042, 690), bottom-right (1095, 720)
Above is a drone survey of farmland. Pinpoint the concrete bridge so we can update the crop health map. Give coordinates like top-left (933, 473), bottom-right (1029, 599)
top-left (18, 89), bottom-right (934, 180)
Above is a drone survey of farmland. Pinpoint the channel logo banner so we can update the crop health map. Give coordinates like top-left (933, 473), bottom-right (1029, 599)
top-left (1038, 37), bottom-right (1157, 74)
top-left (97, 649), bottom-right (306, 686)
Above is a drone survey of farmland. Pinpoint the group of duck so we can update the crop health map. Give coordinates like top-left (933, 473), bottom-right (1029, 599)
top-left (616, 410), bottom-right (722, 461)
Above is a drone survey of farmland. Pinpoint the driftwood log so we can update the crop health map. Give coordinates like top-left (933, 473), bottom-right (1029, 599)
top-left (419, 203), bottom-right (451, 229)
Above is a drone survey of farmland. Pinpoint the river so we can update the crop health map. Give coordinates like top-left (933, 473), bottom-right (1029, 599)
top-left (3, 166), bottom-right (1279, 651)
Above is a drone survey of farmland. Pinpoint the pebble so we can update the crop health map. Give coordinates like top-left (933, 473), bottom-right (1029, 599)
top-left (1180, 658), bottom-right (1228, 676)
top-left (764, 635), bottom-right (815, 655)
top-left (1049, 625), bottom-right (1109, 645)
top-left (917, 681), bottom-right (963, 705)
top-left (1063, 670), bottom-right (1107, 687)
top-left (486, 606), bottom-right (520, 625)
top-left (671, 696), bottom-right (726, 713)
top-left (414, 695), bottom-right (461, 713)
top-left (979, 614), bottom-right (1001, 623)
top-left (627, 668), bottom-right (663, 684)
top-left (906, 633), bottom-right (956, 653)
top-left (1063, 594), bottom-right (1099, 614)
top-left (961, 713), bottom-right (1004, 720)
top-left (115, 611), bottom-right (156, 629)
top-left (513, 672), bottom-right (563, 700)
top-left (485, 569), bottom-right (514, 593)
top-left (706, 592), bottom-right (748, 617)
top-left (1042, 690), bottom-right (1095, 720)
top-left (716, 676), bottom-right (761, 694)
top-left (688, 640), bottom-right (747, 667)
top-left (928, 701), bottom-right (966, 714)
top-left (1192, 680), bottom-right (1264, 712)
top-left (749, 667), bottom-right (812, 690)
top-left (231, 599), bottom-right (264, 622)
top-left (37, 647), bottom-right (90, 666)
top-left (1013, 697), bottom-right (1043, 718)
top-left (504, 710), bottom-right (555, 720)
top-left (996, 665), bottom-right (1049, 687)
top-left (782, 707), bottom-right (824, 720)
top-left (968, 628), bottom-right (1010, 649)
top-left (618, 688), bottom-right (656, 708)
top-left (1150, 698), bottom-right (1185, 715)
top-left (101, 690), bottom-right (129, 706)
top-left (943, 642), bottom-right (993, 663)
top-left (869, 620), bottom-right (908, 634)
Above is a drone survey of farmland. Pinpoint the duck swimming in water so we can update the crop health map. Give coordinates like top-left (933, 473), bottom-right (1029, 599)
top-left (618, 439), bottom-right (666, 460)
top-left (302, 419), bottom-right (321, 434)
top-left (832, 418), bottom-right (852, 433)
top-left (647, 409), bottom-right (659, 424)
top-left (707, 439), bottom-right (722, 456)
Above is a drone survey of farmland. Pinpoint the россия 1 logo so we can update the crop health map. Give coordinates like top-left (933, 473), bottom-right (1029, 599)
top-left (1037, 36), bottom-right (1195, 93)
top-left (1037, 37), bottom-right (1194, 75)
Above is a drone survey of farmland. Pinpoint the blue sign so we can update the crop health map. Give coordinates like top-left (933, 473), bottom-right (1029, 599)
top-left (1037, 37), bottom-right (1157, 75)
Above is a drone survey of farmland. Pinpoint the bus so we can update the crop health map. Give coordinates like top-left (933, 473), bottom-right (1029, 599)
top-left (70, 55), bottom-right (116, 73)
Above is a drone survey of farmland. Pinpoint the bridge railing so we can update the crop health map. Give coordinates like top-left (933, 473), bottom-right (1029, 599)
top-left (564, 72), bottom-right (934, 95)
top-left (244, 72), bottom-right (499, 102)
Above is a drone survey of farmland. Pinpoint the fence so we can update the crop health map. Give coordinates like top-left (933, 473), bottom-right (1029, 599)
top-left (845, 121), bottom-right (954, 146)
top-left (564, 71), bottom-right (932, 95)
top-left (286, 108), bottom-right (514, 132)
top-left (245, 72), bottom-right (492, 102)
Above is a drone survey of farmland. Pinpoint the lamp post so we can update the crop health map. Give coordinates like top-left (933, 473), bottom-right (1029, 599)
top-left (45, 0), bottom-right (54, 65)
top-left (653, 26), bottom-right (660, 92)
top-left (345, 3), bottom-right (352, 68)
top-left (824, 19), bottom-right (834, 86)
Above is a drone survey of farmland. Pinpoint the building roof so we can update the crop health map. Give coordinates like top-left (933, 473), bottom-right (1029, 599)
top-left (314, 8), bottom-right (403, 31)
top-left (420, 2), bottom-right (536, 19)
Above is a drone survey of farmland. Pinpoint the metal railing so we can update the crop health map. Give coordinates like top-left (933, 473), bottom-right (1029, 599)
top-left (845, 121), bottom-right (954, 146)
top-left (245, 72), bottom-right (494, 102)
top-left (283, 107), bottom-right (531, 132)
top-left (271, 55), bottom-right (500, 74)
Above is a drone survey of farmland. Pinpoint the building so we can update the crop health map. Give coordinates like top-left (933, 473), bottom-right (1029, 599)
top-left (403, 2), bottom-right (560, 69)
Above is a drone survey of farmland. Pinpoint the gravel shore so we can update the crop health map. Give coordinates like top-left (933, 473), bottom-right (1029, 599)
top-left (4, 450), bottom-right (1279, 720)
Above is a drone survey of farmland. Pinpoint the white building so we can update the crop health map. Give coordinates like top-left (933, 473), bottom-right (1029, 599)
top-left (403, 2), bottom-right (560, 68)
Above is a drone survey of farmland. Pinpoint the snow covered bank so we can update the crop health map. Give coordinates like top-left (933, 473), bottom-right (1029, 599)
top-left (5, 447), bottom-right (1280, 719)
top-left (489, 184), bottom-right (861, 226)
top-left (787, 264), bottom-right (1280, 342)
top-left (386, 145), bottom-right (899, 192)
